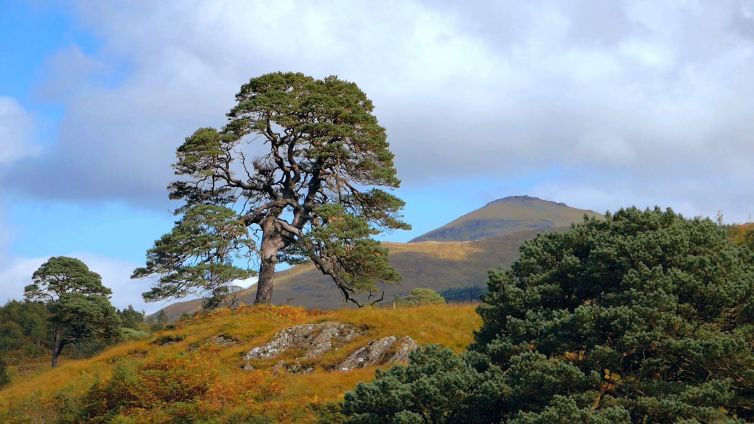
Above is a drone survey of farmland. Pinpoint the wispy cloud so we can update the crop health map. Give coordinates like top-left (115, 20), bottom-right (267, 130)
top-left (0, 97), bottom-right (39, 165)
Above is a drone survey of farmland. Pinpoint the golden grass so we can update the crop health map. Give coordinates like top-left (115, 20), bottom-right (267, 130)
top-left (383, 240), bottom-right (484, 261)
top-left (0, 303), bottom-right (480, 423)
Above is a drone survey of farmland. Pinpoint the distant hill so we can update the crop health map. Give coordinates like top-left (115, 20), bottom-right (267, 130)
top-left (155, 196), bottom-right (602, 321)
top-left (410, 195), bottom-right (601, 242)
top-left (157, 228), bottom-right (541, 321)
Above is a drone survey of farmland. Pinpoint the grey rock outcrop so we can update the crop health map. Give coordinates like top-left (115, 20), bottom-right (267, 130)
top-left (338, 336), bottom-right (418, 371)
top-left (242, 321), bottom-right (419, 374)
top-left (243, 321), bottom-right (362, 363)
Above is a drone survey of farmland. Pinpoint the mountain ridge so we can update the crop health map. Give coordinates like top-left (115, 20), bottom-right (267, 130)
top-left (409, 195), bottom-right (601, 242)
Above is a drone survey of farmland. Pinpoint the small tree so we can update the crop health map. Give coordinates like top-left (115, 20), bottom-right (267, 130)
top-left (134, 72), bottom-right (409, 307)
top-left (149, 310), bottom-right (169, 332)
top-left (0, 300), bottom-right (48, 356)
top-left (395, 288), bottom-right (446, 306)
top-left (25, 257), bottom-right (121, 367)
top-left (118, 305), bottom-right (145, 330)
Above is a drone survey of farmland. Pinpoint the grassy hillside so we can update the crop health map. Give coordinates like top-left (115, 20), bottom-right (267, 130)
top-left (158, 228), bottom-right (546, 321)
top-left (410, 195), bottom-right (601, 242)
top-left (0, 304), bottom-right (480, 423)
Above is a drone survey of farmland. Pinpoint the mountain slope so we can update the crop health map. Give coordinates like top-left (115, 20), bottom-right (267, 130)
top-left (156, 196), bottom-right (601, 320)
top-left (157, 228), bottom-right (542, 321)
top-left (410, 195), bottom-right (601, 242)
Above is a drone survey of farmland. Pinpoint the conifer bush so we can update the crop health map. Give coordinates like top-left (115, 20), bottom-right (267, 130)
top-left (344, 208), bottom-right (754, 422)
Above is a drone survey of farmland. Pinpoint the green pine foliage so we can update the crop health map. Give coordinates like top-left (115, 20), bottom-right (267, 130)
top-left (474, 207), bottom-right (754, 421)
top-left (137, 72), bottom-right (409, 307)
top-left (344, 207), bottom-right (754, 422)
top-left (343, 345), bottom-right (507, 424)
top-left (0, 301), bottom-right (49, 362)
top-left (117, 305), bottom-right (145, 330)
top-left (25, 257), bottom-right (122, 367)
top-left (133, 204), bottom-right (256, 308)
top-left (283, 204), bottom-right (403, 307)
top-left (395, 288), bottom-right (446, 306)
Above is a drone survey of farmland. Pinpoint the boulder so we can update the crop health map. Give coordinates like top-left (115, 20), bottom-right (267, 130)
top-left (338, 336), bottom-right (418, 371)
top-left (244, 321), bottom-right (363, 363)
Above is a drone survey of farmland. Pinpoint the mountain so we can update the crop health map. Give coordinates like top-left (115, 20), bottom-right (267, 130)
top-left (410, 195), bottom-right (601, 242)
top-left (157, 228), bottom-right (541, 320)
top-left (155, 196), bottom-right (600, 321)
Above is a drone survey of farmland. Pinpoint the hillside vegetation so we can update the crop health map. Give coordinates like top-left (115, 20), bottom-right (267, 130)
top-left (0, 304), bottom-right (480, 423)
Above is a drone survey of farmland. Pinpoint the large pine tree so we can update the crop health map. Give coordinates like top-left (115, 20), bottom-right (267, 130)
top-left (134, 72), bottom-right (409, 307)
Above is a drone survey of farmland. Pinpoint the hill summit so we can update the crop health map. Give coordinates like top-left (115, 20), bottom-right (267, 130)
top-left (410, 195), bottom-right (601, 242)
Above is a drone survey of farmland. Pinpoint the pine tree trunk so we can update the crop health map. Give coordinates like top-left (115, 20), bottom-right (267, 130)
top-left (255, 223), bottom-right (283, 305)
top-left (254, 254), bottom-right (276, 305)
top-left (51, 329), bottom-right (64, 368)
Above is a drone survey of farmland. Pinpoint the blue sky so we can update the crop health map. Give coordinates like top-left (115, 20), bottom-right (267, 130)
top-left (3, 1), bottom-right (754, 312)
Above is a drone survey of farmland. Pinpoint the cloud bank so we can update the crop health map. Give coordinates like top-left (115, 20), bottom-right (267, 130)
top-left (4, 0), bottom-right (754, 219)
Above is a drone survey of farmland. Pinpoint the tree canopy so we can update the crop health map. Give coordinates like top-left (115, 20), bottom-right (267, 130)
top-left (344, 208), bottom-right (754, 422)
top-left (133, 204), bottom-right (255, 309)
top-left (474, 207), bottom-right (754, 421)
top-left (343, 345), bottom-right (507, 424)
top-left (25, 257), bottom-right (121, 367)
top-left (395, 288), bottom-right (446, 306)
top-left (135, 72), bottom-right (409, 306)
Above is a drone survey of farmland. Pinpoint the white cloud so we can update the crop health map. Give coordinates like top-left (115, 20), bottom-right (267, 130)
top-left (4, 0), bottom-right (754, 221)
top-left (0, 256), bottom-right (46, 305)
top-left (34, 44), bottom-right (107, 102)
top-left (0, 97), bottom-right (39, 165)
top-left (0, 253), bottom-right (163, 314)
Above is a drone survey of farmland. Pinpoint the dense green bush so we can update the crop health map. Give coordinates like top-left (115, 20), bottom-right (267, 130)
top-left (0, 321), bottom-right (24, 351)
top-left (0, 300), bottom-right (48, 359)
top-left (343, 345), bottom-right (507, 423)
top-left (119, 327), bottom-right (150, 341)
top-left (0, 358), bottom-right (10, 387)
top-left (344, 208), bottom-right (754, 422)
top-left (395, 288), bottom-right (446, 306)
top-left (475, 207), bottom-right (754, 421)
top-left (117, 305), bottom-right (145, 330)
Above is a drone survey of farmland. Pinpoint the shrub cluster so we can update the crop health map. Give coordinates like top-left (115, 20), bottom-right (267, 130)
top-left (394, 288), bottom-right (446, 306)
top-left (344, 208), bottom-right (754, 422)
